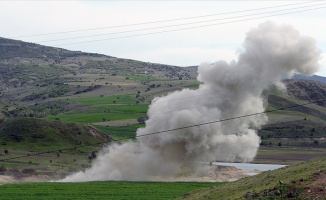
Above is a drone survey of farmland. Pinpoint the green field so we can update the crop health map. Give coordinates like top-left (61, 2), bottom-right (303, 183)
top-left (95, 124), bottom-right (145, 140)
top-left (45, 94), bottom-right (149, 124)
top-left (0, 181), bottom-right (219, 200)
top-left (91, 104), bottom-right (148, 113)
top-left (46, 112), bottom-right (145, 124)
top-left (183, 83), bottom-right (200, 89)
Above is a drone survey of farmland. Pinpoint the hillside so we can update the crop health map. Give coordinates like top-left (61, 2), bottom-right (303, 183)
top-left (255, 79), bottom-right (326, 151)
top-left (0, 117), bottom-right (111, 151)
top-left (0, 117), bottom-right (113, 180)
top-left (285, 79), bottom-right (326, 105)
top-left (0, 37), bottom-right (199, 180)
top-left (2, 35), bottom-right (326, 184)
top-left (183, 157), bottom-right (326, 199)
top-left (293, 74), bottom-right (326, 84)
top-left (2, 35), bottom-right (326, 149)
top-left (0, 37), bottom-right (196, 92)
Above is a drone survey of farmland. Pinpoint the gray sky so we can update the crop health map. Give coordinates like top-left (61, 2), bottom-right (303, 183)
top-left (1, 1), bottom-right (326, 75)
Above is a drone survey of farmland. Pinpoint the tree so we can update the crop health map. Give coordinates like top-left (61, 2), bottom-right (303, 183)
top-left (137, 116), bottom-right (148, 124)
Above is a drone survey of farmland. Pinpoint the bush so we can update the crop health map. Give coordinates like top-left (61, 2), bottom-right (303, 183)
top-left (0, 166), bottom-right (7, 173)
top-left (22, 168), bottom-right (36, 174)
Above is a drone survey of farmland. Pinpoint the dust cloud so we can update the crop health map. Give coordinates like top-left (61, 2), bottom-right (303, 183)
top-left (61, 22), bottom-right (320, 182)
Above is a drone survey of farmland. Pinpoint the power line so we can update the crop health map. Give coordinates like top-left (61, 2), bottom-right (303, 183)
top-left (1, 98), bottom-right (325, 162)
top-left (55, 6), bottom-right (326, 46)
top-left (135, 98), bottom-right (326, 138)
top-left (11, 0), bottom-right (322, 39)
top-left (37, 2), bottom-right (326, 44)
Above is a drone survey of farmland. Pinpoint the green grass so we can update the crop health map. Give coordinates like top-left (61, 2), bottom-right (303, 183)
top-left (183, 157), bottom-right (326, 199)
top-left (257, 148), bottom-right (326, 156)
top-left (91, 104), bottom-right (148, 113)
top-left (0, 181), bottom-right (219, 200)
top-left (0, 118), bottom-right (110, 173)
top-left (0, 118), bottom-right (105, 151)
top-left (0, 148), bottom-right (93, 171)
top-left (95, 124), bottom-right (145, 140)
top-left (46, 112), bottom-right (145, 124)
top-left (183, 83), bottom-right (200, 89)
top-left (69, 94), bottom-right (137, 105)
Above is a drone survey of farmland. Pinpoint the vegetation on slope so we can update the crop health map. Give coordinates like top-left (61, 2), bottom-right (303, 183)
top-left (183, 157), bottom-right (326, 199)
top-left (0, 117), bottom-right (111, 151)
top-left (258, 91), bottom-right (326, 148)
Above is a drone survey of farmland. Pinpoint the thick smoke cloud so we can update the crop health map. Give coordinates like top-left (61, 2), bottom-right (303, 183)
top-left (62, 22), bottom-right (320, 182)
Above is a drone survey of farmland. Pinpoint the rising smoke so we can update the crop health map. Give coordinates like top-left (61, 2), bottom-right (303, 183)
top-left (61, 22), bottom-right (320, 182)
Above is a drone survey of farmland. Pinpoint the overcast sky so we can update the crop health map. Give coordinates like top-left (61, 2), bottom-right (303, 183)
top-left (1, 1), bottom-right (326, 76)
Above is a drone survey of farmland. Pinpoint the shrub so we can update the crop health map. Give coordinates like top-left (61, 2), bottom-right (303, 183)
top-left (0, 166), bottom-right (7, 173)
top-left (22, 168), bottom-right (36, 174)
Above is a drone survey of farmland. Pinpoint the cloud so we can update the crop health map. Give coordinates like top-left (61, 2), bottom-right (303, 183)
top-left (61, 21), bottom-right (320, 182)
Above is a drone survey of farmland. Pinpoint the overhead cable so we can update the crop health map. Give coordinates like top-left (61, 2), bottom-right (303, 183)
top-left (37, 2), bottom-right (326, 44)
top-left (55, 6), bottom-right (326, 46)
top-left (1, 98), bottom-right (325, 162)
top-left (11, 0), bottom-right (322, 39)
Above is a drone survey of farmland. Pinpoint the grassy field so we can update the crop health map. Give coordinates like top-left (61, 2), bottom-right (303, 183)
top-left (183, 157), bottom-right (326, 199)
top-left (46, 95), bottom-right (149, 124)
top-left (0, 148), bottom-right (92, 171)
top-left (95, 124), bottom-right (145, 140)
top-left (255, 147), bottom-right (326, 164)
top-left (0, 181), bottom-right (219, 200)
top-left (183, 83), bottom-right (200, 89)
top-left (90, 104), bottom-right (148, 113)
top-left (0, 118), bottom-right (109, 173)
top-left (46, 112), bottom-right (145, 124)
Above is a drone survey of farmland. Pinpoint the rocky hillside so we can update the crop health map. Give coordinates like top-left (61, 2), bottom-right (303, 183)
top-left (0, 37), bottom-right (196, 91)
top-left (257, 80), bottom-right (326, 148)
top-left (285, 79), bottom-right (326, 106)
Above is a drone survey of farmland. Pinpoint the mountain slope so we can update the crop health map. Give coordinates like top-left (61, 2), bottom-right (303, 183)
top-left (0, 37), bottom-right (196, 90)
top-left (183, 157), bottom-right (326, 199)
top-left (0, 117), bottom-right (112, 151)
top-left (285, 79), bottom-right (326, 106)
top-left (0, 37), bottom-right (101, 60)
top-left (258, 81), bottom-right (326, 148)
top-left (292, 74), bottom-right (326, 84)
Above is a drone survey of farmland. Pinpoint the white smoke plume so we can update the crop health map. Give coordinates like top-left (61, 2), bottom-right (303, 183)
top-left (61, 22), bottom-right (320, 182)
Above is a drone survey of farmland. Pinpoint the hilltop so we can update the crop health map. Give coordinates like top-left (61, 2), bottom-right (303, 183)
top-left (0, 37), bottom-right (196, 92)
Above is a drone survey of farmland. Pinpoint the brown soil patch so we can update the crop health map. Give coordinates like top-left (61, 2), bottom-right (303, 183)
top-left (85, 126), bottom-right (112, 141)
top-left (0, 174), bottom-right (54, 184)
top-left (303, 173), bottom-right (326, 198)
